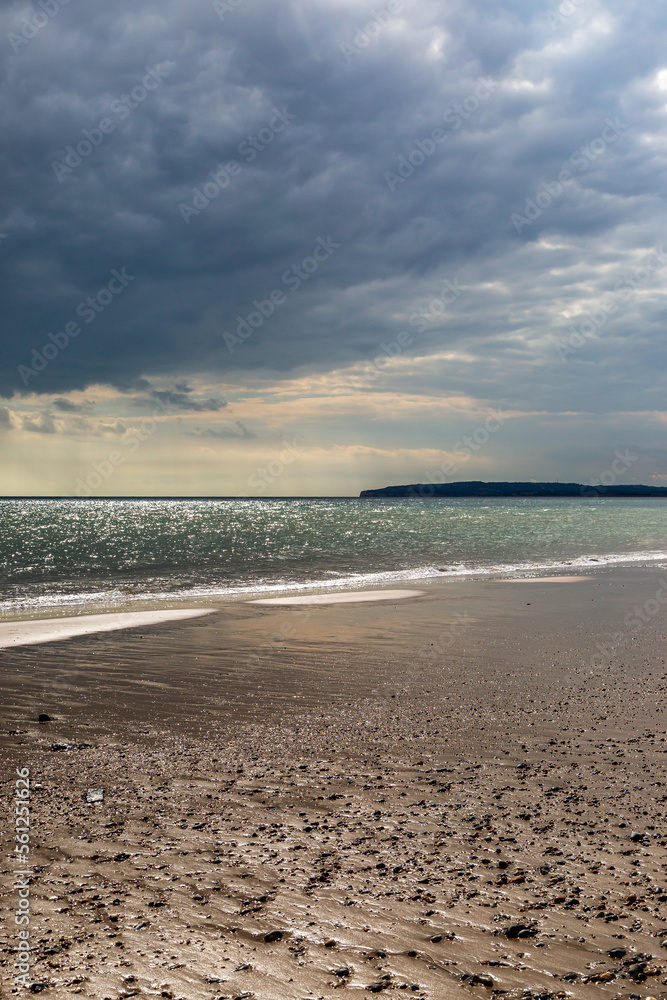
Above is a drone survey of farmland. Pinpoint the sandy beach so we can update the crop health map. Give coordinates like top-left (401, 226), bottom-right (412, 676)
top-left (2, 567), bottom-right (667, 999)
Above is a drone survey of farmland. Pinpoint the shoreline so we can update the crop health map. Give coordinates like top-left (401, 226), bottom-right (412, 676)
top-left (2, 549), bottom-right (667, 625)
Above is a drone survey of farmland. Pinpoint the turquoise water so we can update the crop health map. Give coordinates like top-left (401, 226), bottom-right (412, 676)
top-left (1, 497), bottom-right (667, 613)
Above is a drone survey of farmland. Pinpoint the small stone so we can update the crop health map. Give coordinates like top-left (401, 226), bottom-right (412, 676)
top-left (38, 714), bottom-right (52, 723)
top-left (264, 930), bottom-right (283, 943)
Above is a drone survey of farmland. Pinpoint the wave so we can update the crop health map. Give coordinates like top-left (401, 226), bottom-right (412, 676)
top-left (2, 548), bottom-right (666, 618)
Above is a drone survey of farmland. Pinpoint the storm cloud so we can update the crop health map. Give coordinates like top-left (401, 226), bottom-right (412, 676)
top-left (2, 0), bottom-right (667, 492)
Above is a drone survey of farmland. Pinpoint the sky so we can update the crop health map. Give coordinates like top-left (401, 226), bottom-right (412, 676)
top-left (2, 0), bottom-right (667, 495)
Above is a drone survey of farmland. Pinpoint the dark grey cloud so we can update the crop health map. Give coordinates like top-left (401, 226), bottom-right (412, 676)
top-left (1, 0), bottom-right (666, 423)
top-left (134, 387), bottom-right (228, 411)
top-left (187, 419), bottom-right (257, 438)
top-left (52, 397), bottom-right (91, 413)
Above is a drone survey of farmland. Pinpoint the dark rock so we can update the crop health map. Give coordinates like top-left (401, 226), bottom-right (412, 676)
top-left (608, 947), bottom-right (626, 959)
top-left (264, 930), bottom-right (283, 943)
top-left (38, 714), bottom-right (52, 722)
top-left (472, 974), bottom-right (494, 987)
top-left (461, 973), bottom-right (494, 987)
top-left (622, 953), bottom-right (651, 966)
top-left (334, 968), bottom-right (350, 977)
top-left (505, 923), bottom-right (536, 939)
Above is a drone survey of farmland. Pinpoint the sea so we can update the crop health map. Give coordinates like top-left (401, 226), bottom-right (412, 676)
top-left (2, 496), bottom-right (667, 615)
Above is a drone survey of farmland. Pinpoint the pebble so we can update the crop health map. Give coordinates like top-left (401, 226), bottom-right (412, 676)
top-left (505, 923), bottom-right (536, 939)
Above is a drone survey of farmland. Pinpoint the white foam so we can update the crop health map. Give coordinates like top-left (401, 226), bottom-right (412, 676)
top-left (0, 608), bottom-right (217, 649)
top-left (2, 548), bottom-right (665, 617)
top-left (248, 588), bottom-right (426, 606)
top-left (495, 575), bottom-right (595, 583)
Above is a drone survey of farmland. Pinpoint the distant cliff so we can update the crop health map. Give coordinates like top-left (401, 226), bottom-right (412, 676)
top-left (359, 480), bottom-right (667, 498)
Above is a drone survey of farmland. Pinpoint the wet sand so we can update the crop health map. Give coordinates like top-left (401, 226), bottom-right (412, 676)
top-left (1, 567), bottom-right (667, 999)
